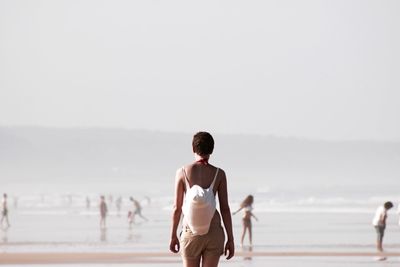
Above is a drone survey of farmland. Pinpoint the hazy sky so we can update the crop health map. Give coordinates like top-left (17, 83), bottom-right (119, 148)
top-left (1, 0), bottom-right (399, 141)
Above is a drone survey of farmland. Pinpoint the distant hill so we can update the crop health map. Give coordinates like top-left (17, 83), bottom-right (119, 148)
top-left (1, 126), bottom-right (399, 191)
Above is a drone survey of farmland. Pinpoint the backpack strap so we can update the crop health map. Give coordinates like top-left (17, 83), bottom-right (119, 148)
top-left (209, 168), bottom-right (219, 190)
top-left (182, 167), bottom-right (191, 191)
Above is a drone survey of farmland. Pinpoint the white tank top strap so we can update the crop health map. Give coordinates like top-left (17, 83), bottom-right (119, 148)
top-left (209, 168), bottom-right (219, 190)
top-left (182, 167), bottom-right (190, 190)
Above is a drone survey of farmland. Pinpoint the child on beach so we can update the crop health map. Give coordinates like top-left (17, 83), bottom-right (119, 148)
top-left (233, 195), bottom-right (258, 247)
top-left (169, 132), bottom-right (235, 267)
top-left (1, 193), bottom-right (10, 228)
top-left (372, 201), bottom-right (393, 252)
top-left (99, 195), bottom-right (108, 229)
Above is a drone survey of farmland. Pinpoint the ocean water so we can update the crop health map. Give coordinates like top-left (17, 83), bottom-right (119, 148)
top-left (1, 184), bottom-right (399, 266)
top-left (1, 188), bottom-right (399, 250)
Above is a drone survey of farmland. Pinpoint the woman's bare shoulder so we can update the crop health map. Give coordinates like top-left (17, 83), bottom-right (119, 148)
top-left (215, 167), bottom-right (226, 178)
top-left (175, 163), bottom-right (194, 180)
top-left (181, 162), bottom-right (197, 169)
top-left (213, 167), bottom-right (227, 188)
top-left (175, 167), bottom-right (185, 178)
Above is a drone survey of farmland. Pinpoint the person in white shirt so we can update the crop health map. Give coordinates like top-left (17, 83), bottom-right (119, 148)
top-left (372, 201), bottom-right (393, 252)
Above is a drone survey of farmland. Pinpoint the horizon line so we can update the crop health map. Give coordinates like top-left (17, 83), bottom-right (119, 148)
top-left (1, 124), bottom-right (399, 143)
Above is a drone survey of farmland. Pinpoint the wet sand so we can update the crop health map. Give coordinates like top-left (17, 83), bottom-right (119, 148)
top-left (2, 251), bottom-right (400, 264)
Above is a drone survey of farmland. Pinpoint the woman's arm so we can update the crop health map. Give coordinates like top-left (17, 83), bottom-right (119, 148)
top-left (381, 213), bottom-right (387, 225)
top-left (218, 170), bottom-right (235, 260)
top-left (232, 206), bottom-right (243, 215)
top-left (251, 212), bottom-right (258, 221)
top-left (169, 168), bottom-right (185, 253)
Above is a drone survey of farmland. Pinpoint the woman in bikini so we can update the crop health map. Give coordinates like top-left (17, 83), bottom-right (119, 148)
top-left (169, 132), bottom-right (235, 267)
top-left (233, 195), bottom-right (258, 247)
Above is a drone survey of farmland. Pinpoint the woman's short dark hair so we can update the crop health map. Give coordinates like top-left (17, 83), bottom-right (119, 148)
top-left (384, 201), bottom-right (393, 209)
top-left (192, 132), bottom-right (214, 156)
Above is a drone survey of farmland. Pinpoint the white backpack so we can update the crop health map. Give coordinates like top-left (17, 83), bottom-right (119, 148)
top-left (182, 168), bottom-right (219, 236)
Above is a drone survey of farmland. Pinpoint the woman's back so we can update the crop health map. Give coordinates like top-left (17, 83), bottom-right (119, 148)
top-left (183, 163), bottom-right (221, 194)
top-left (169, 131), bottom-right (235, 266)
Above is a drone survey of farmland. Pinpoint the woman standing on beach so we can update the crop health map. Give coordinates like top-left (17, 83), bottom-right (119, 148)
top-left (169, 132), bottom-right (235, 267)
top-left (233, 195), bottom-right (258, 247)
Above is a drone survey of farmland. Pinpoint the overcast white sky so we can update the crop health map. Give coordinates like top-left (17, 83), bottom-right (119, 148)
top-left (0, 0), bottom-right (399, 141)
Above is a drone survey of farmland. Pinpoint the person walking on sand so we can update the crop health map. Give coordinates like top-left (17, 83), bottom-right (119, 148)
top-left (372, 201), bottom-right (393, 252)
top-left (169, 132), bottom-right (235, 267)
top-left (1, 193), bottom-right (10, 228)
top-left (233, 195), bottom-right (258, 247)
top-left (99, 195), bottom-right (108, 229)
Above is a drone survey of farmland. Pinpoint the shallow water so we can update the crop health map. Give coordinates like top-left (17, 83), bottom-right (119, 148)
top-left (1, 194), bottom-right (399, 253)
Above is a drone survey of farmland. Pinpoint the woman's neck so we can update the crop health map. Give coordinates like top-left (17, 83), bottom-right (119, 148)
top-left (194, 154), bottom-right (210, 164)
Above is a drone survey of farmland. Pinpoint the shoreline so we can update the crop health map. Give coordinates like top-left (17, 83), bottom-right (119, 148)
top-left (1, 251), bottom-right (400, 264)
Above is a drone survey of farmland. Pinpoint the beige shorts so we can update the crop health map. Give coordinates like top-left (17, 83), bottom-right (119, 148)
top-left (180, 212), bottom-right (225, 260)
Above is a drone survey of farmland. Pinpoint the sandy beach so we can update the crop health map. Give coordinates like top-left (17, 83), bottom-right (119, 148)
top-left (1, 251), bottom-right (400, 264)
